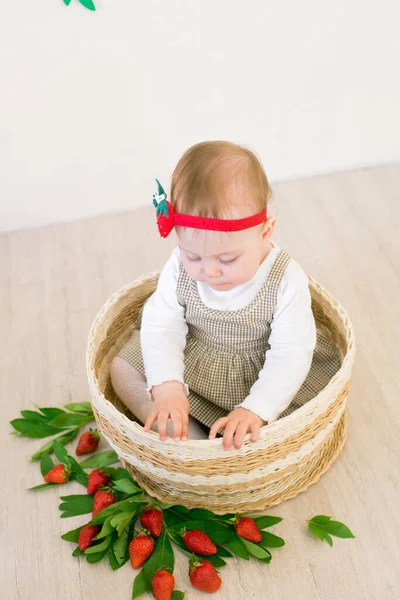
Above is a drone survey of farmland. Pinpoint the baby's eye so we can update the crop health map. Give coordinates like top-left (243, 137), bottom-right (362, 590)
top-left (220, 257), bottom-right (239, 266)
top-left (186, 255), bottom-right (201, 263)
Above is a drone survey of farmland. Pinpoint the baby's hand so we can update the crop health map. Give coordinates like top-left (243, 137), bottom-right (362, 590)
top-left (144, 381), bottom-right (190, 442)
top-left (209, 408), bottom-right (266, 450)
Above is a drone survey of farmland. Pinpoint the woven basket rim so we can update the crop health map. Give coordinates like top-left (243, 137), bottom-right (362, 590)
top-left (86, 271), bottom-right (355, 447)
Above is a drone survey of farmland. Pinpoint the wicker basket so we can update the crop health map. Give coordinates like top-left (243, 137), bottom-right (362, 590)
top-left (87, 272), bottom-right (355, 514)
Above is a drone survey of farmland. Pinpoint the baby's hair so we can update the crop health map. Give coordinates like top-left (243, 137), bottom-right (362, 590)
top-left (171, 141), bottom-right (272, 220)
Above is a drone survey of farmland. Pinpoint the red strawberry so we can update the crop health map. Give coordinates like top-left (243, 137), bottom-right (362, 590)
top-left (189, 558), bottom-right (222, 593)
top-left (182, 529), bottom-right (217, 555)
top-left (151, 570), bottom-right (175, 600)
top-left (87, 469), bottom-right (110, 495)
top-left (78, 524), bottom-right (101, 551)
top-left (76, 429), bottom-right (100, 455)
top-left (141, 508), bottom-right (163, 538)
top-left (92, 489), bottom-right (115, 516)
top-left (129, 533), bottom-right (154, 568)
top-left (235, 517), bottom-right (262, 543)
top-left (44, 464), bottom-right (70, 484)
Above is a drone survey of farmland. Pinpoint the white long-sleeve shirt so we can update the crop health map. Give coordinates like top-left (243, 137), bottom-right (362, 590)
top-left (141, 244), bottom-right (316, 423)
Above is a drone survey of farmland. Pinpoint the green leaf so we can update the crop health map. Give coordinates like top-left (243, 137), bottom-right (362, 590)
top-left (50, 413), bottom-right (93, 429)
top-left (324, 520), bottom-right (355, 539)
top-left (113, 527), bottom-right (130, 565)
top-left (10, 419), bottom-right (63, 439)
top-left (53, 440), bottom-right (70, 464)
top-left (71, 471), bottom-right (89, 487)
top-left (185, 508), bottom-right (215, 520)
top-left (168, 533), bottom-right (187, 554)
top-left (225, 535), bottom-right (249, 560)
top-left (171, 592), bottom-right (185, 599)
top-left (79, 450), bottom-right (119, 469)
top-left (66, 454), bottom-right (87, 475)
top-left (132, 569), bottom-right (149, 599)
top-left (94, 517), bottom-right (115, 540)
top-left (308, 516), bottom-right (355, 543)
top-left (59, 494), bottom-right (94, 517)
top-left (20, 410), bottom-right (50, 424)
top-left (90, 498), bottom-right (146, 525)
top-left (216, 546), bottom-right (232, 557)
top-left (86, 550), bottom-right (107, 563)
top-left (251, 515), bottom-right (283, 529)
top-left (39, 407), bottom-right (66, 420)
top-left (112, 478), bottom-right (141, 495)
top-left (142, 533), bottom-right (174, 581)
top-left (132, 530), bottom-right (171, 595)
top-left (61, 525), bottom-right (84, 543)
top-left (110, 512), bottom-right (135, 537)
top-left (85, 534), bottom-right (112, 555)
top-left (78, 0), bottom-right (96, 10)
top-left (257, 554), bottom-right (272, 564)
top-left (108, 545), bottom-right (121, 570)
top-left (202, 555), bottom-right (226, 568)
top-left (309, 515), bottom-right (331, 526)
top-left (30, 429), bottom-right (79, 461)
top-left (164, 507), bottom-right (189, 528)
top-left (72, 546), bottom-right (84, 557)
top-left (105, 467), bottom-right (135, 482)
top-left (40, 453), bottom-right (55, 476)
top-left (308, 522), bottom-right (325, 541)
top-left (28, 482), bottom-right (56, 491)
top-left (215, 513), bottom-right (236, 521)
top-left (241, 539), bottom-right (272, 561)
top-left (60, 493), bottom-right (94, 505)
top-left (259, 531), bottom-right (285, 548)
top-left (173, 505), bottom-right (191, 517)
top-left (64, 402), bottom-right (93, 415)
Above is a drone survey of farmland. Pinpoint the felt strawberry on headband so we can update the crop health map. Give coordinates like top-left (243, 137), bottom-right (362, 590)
top-left (153, 179), bottom-right (175, 238)
top-left (152, 179), bottom-right (267, 238)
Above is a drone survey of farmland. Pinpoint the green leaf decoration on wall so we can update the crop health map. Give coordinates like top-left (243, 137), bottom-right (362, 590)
top-left (79, 0), bottom-right (96, 9)
top-left (62, 0), bottom-right (96, 10)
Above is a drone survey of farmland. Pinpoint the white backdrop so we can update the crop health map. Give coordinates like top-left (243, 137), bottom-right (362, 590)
top-left (0, 0), bottom-right (399, 232)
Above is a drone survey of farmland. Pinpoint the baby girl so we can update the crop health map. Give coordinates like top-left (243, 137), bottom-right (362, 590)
top-left (111, 141), bottom-right (318, 450)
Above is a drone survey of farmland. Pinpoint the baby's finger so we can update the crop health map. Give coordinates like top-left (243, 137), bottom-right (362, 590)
top-left (144, 409), bottom-right (159, 432)
top-left (157, 410), bottom-right (170, 441)
top-left (250, 423), bottom-right (261, 443)
top-left (233, 422), bottom-right (249, 449)
top-left (170, 410), bottom-right (182, 441)
top-left (222, 420), bottom-right (238, 451)
top-left (181, 412), bottom-right (189, 441)
top-left (209, 417), bottom-right (228, 440)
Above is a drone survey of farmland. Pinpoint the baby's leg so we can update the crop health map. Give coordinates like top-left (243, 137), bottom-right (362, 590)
top-left (110, 357), bottom-right (208, 440)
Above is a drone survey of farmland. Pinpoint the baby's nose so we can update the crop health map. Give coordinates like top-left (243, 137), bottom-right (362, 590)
top-left (204, 264), bottom-right (222, 278)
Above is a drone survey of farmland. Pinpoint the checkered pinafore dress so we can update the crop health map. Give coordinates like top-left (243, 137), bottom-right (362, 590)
top-left (117, 249), bottom-right (340, 428)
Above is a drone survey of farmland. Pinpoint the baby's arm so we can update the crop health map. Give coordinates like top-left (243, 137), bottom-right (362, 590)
top-left (141, 248), bottom-right (190, 440)
top-left (210, 262), bottom-right (316, 449)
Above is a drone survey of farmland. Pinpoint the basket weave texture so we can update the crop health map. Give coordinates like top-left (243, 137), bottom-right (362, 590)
top-left (87, 272), bottom-right (355, 513)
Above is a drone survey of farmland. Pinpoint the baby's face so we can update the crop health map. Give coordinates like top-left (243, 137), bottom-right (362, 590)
top-left (177, 224), bottom-right (273, 291)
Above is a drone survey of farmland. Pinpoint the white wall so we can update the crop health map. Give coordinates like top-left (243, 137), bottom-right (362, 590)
top-left (1, 0), bottom-right (399, 233)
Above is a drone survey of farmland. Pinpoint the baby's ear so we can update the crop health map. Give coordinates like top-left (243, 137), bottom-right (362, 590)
top-left (262, 216), bottom-right (277, 239)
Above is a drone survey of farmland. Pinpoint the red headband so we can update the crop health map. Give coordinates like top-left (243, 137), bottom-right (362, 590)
top-left (153, 180), bottom-right (267, 239)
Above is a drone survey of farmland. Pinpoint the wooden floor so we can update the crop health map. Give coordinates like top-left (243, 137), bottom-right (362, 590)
top-left (1, 164), bottom-right (399, 600)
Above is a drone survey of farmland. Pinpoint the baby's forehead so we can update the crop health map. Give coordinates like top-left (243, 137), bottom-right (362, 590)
top-left (177, 227), bottom-right (258, 256)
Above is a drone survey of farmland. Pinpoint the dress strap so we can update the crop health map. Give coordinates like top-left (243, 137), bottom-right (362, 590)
top-left (264, 249), bottom-right (292, 312)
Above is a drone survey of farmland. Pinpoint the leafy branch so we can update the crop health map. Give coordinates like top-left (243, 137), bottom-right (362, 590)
top-left (307, 515), bottom-right (355, 546)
